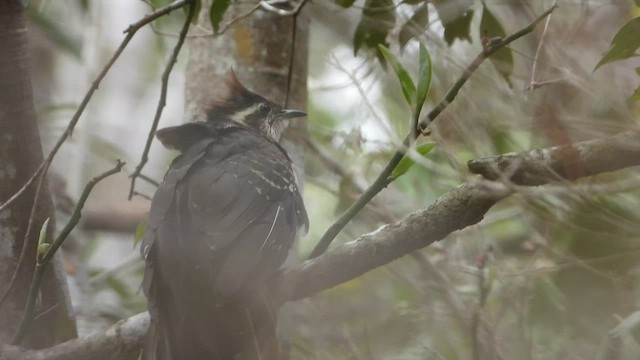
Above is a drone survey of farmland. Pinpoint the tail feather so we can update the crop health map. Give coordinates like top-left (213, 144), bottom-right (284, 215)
top-left (143, 274), bottom-right (280, 360)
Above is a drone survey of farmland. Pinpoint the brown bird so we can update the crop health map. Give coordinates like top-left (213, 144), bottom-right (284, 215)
top-left (141, 71), bottom-right (308, 360)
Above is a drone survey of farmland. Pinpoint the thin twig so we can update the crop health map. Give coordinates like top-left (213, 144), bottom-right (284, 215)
top-left (128, 1), bottom-right (196, 199)
top-left (0, 0), bottom-right (189, 215)
top-left (139, 173), bottom-right (161, 188)
top-left (283, 0), bottom-right (310, 107)
top-left (12, 161), bottom-right (125, 345)
top-left (0, 0), bottom-right (188, 309)
top-left (308, 3), bottom-right (558, 259)
top-left (260, 0), bottom-right (309, 16)
top-left (528, 12), bottom-right (552, 90)
top-left (471, 246), bottom-right (492, 360)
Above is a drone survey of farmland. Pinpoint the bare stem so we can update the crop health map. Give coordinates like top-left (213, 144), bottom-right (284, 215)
top-left (12, 161), bottom-right (125, 345)
top-left (128, 0), bottom-right (196, 199)
top-left (0, 0), bottom-right (189, 309)
top-left (308, 3), bottom-right (558, 259)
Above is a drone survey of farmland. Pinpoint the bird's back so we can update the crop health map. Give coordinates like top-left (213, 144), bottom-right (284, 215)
top-left (142, 123), bottom-right (307, 360)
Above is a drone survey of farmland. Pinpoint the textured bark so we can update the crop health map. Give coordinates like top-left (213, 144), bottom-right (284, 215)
top-left (3, 123), bottom-right (640, 358)
top-left (0, 0), bottom-right (76, 348)
top-left (185, 1), bottom-right (309, 173)
top-left (0, 312), bottom-right (148, 360)
top-left (180, 3), bottom-right (310, 358)
top-left (467, 129), bottom-right (640, 185)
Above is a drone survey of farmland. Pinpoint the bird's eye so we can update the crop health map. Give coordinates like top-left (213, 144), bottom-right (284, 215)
top-left (258, 103), bottom-right (271, 115)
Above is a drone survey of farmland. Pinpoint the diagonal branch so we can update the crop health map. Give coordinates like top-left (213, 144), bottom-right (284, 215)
top-left (12, 161), bottom-right (125, 345)
top-left (308, 3), bottom-right (558, 259)
top-left (0, 0), bottom-right (189, 309)
top-left (2, 126), bottom-right (639, 359)
top-left (467, 129), bottom-right (640, 185)
top-left (128, 0), bottom-right (196, 200)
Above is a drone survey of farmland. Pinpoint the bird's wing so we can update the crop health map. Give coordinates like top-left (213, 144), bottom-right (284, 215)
top-left (179, 140), bottom-right (304, 296)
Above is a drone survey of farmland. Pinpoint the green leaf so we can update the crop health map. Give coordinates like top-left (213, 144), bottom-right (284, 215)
top-left (190, 0), bottom-right (202, 25)
top-left (389, 142), bottom-right (436, 180)
top-left (353, 0), bottom-right (396, 63)
top-left (335, 0), bottom-right (356, 7)
top-left (594, 17), bottom-right (640, 71)
top-left (415, 43), bottom-right (432, 117)
top-left (444, 10), bottom-right (473, 45)
top-left (38, 218), bottom-right (50, 247)
top-left (402, 0), bottom-right (424, 4)
top-left (480, 2), bottom-right (513, 85)
top-left (134, 218), bottom-right (148, 247)
top-left (210, 0), bottom-right (230, 33)
top-left (399, 4), bottom-right (429, 50)
top-left (378, 45), bottom-right (416, 107)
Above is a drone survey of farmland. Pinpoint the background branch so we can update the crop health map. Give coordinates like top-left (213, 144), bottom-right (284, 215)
top-left (0, 0), bottom-right (189, 310)
top-left (12, 161), bottom-right (125, 345)
top-left (468, 129), bottom-right (640, 185)
top-left (128, 0), bottom-right (196, 199)
top-left (2, 125), bottom-right (638, 358)
top-left (308, 3), bottom-right (558, 259)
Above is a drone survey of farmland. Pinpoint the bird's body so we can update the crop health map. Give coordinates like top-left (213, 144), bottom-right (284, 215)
top-left (141, 72), bottom-right (307, 360)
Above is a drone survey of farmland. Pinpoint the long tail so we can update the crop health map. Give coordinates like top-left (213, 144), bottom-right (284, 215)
top-left (143, 281), bottom-right (280, 360)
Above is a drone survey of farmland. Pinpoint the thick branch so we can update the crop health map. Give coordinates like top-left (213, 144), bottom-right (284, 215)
top-left (0, 312), bottom-right (149, 360)
top-left (289, 181), bottom-right (509, 300)
top-left (308, 3), bottom-right (558, 258)
top-left (467, 129), bottom-right (640, 186)
top-left (3, 125), bottom-right (639, 356)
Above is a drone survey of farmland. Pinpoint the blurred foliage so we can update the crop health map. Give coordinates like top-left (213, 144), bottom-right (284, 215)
top-left (594, 17), bottom-right (640, 71)
top-left (300, 1), bottom-right (640, 359)
top-left (26, 0), bottom-right (640, 359)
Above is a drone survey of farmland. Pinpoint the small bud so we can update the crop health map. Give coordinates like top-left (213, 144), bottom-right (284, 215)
top-left (37, 243), bottom-right (50, 263)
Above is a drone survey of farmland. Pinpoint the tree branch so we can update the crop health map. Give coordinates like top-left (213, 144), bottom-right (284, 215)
top-left (290, 181), bottom-right (510, 300)
top-left (1, 312), bottom-right (148, 360)
top-left (3, 126), bottom-right (639, 358)
top-left (12, 161), bottom-right (125, 345)
top-left (128, 0), bottom-right (196, 199)
top-left (467, 129), bottom-right (640, 186)
top-left (0, 0), bottom-right (189, 310)
top-left (308, 3), bottom-right (558, 259)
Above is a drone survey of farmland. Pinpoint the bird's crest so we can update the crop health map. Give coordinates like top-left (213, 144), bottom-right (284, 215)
top-left (206, 69), bottom-right (273, 123)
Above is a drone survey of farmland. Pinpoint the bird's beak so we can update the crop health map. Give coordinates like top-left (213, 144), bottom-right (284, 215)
top-left (280, 109), bottom-right (307, 119)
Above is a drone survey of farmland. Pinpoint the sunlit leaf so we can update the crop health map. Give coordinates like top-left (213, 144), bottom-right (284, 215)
top-left (378, 45), bottom-right (416, 107)
top-left (389, 142), bottom-right (436, 180)
top-left (399, 4), bottom-right (429, 51)
top-left (210, 0), bottom-right (230, 33)
top-left (415, 43), bottom-right (432, 117)
top-left (480, 2), bottom-right (513, 85)
top-left (594, 17), bottom-right (640, 71)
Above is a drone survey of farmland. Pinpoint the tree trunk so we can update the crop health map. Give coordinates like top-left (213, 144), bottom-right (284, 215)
top-left (0, 0), bottom-right (76, 348)
top-left (183, 2), bottom-right (309, 357)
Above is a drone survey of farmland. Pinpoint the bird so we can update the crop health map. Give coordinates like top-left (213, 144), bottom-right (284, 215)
top-left (140, 70), bottom-right (308, 360)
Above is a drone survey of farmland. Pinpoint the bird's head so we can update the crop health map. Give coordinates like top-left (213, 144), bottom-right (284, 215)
top-left (206, 70), bottom-right (306, 142)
